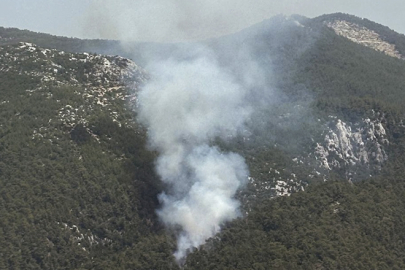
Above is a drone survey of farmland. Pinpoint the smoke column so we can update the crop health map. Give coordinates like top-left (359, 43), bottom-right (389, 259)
top-left (137, 52), bottom-right (252, 260)
top-left (85, 0), bottom-right (275, 262)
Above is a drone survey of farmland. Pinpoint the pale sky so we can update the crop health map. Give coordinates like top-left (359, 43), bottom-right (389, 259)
top-left (0, 0), bottom-right (404, 42)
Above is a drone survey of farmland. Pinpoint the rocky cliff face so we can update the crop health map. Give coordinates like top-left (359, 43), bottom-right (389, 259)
top-left (315, 114), bottom-right (389, 180)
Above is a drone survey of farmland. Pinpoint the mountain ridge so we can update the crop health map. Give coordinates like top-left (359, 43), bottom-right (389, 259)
top-left (1, 12), bottom-right (405, 269)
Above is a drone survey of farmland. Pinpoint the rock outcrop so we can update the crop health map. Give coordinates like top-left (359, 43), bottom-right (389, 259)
top-left (326, 20), bottom-right (403, 59)
top-left (315, 115), bottom-right (389, 179)
top-left (0, 42), bottom-right (147, 129)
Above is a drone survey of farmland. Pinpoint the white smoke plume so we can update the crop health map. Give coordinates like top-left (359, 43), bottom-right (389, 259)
top-left (137, 52), bottom-right (252, 260)
top-left (84, 0), bottom-right (279, 262)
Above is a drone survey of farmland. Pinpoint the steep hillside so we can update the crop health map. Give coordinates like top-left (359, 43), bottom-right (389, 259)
top-left (298, 15), bottom-right (405, 179)
top-left (205, 14), bottom-right (405, 187)
top-left (2, 12), bottom-right (405, 269)
top-left (184, 14), bottom-right (405, 268)
top-left (185, 177), bottom-right (405, 269)
top-left (0, 42), bottom-right (179, 269)
top-left (311, 13), bottom-right (405, 57)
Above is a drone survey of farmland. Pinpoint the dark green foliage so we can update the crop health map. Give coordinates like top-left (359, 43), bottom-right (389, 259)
top-left (70, 124), bottom-right (91, 144)
top-left (0, 56), bottom-right (178, 268)
top-left (185, 178), bottom-right (405, 269)
top-left (297, 27), bottom-right (405, 110)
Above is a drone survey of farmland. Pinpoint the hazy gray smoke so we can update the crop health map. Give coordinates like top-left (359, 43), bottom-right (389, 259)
top-left (84, 0), bottom-right (313, 42)
top-left (137, 52), bottom-right (252, 260)
top-left (85, 0), bottom-right (270, 41)
top-left (84, 0), bottom-right (405, 42)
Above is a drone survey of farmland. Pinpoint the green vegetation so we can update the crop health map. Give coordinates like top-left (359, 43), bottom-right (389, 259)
top-left (0, 46), bottom-right (177, 269)
top-left (0, 27), bottom-right (119, 56)
top-left (185, 177), bottom-right (405, 270)
top-left (2, 12), bottom-right (405, 269)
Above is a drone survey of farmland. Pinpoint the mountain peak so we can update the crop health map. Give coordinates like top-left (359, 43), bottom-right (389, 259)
top-left (311, 13), bottom-right (405, 60)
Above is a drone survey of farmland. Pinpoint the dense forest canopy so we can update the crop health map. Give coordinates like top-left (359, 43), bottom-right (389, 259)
top-left (1, 12), bottom-right (405, 269)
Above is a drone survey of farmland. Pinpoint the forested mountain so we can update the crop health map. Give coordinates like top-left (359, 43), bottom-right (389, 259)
top-left (2, 13), bottom-right (405, 269)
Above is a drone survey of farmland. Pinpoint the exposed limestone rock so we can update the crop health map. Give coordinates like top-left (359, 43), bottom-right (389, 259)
top-left (326, 20), bottom-right (402, 59)
top-left (315, 116), bottom-right (389, 178)
top-left (0, 42), bottom-right (147, 86)
top-left (0, 42), bottom-right (147, 130)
